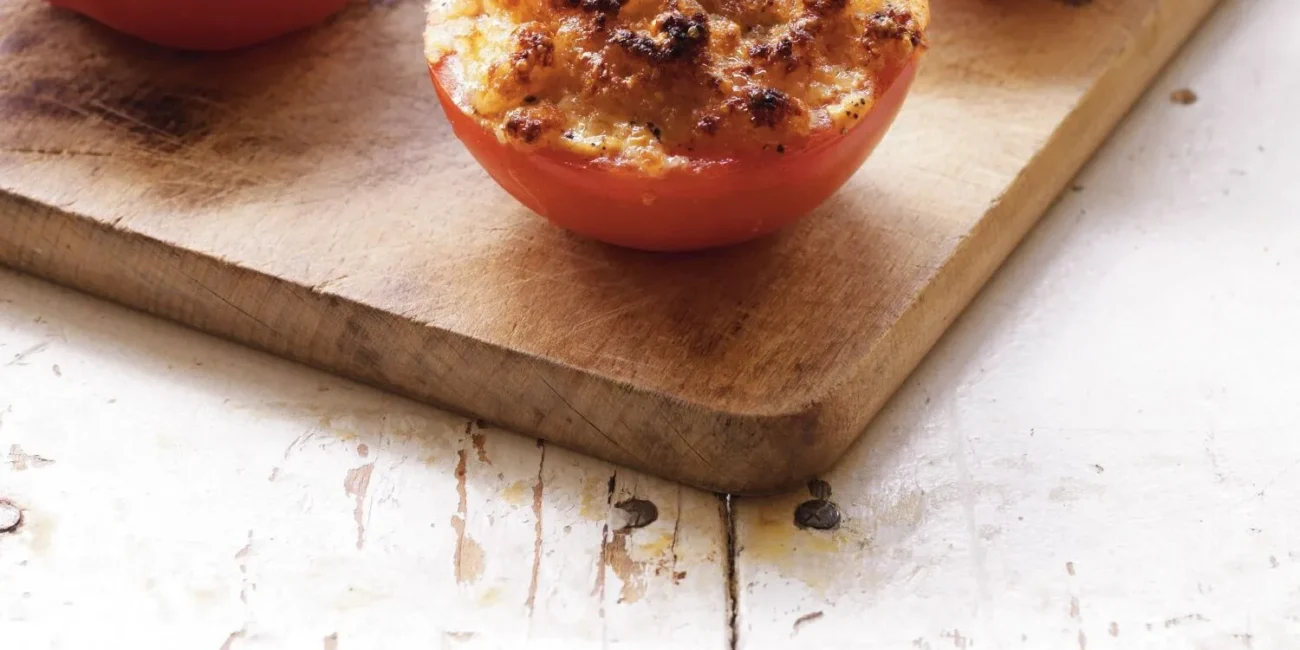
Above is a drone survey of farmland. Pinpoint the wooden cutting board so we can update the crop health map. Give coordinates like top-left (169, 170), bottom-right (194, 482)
top-left (0, 0), bottom-right (1218, 495)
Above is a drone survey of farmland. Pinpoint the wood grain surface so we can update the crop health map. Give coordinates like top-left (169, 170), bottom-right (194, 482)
top-left (0, 0), bottom-right (1219, 494)
top-left (0, 267), bottom-right (732, 650)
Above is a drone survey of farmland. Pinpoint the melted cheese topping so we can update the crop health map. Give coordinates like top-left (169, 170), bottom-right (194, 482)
top-left (425, 0), bottom-right (927, 172)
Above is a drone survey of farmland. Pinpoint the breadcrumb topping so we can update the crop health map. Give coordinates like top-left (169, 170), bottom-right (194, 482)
top-left (426, 0), bottom-right (927, 171)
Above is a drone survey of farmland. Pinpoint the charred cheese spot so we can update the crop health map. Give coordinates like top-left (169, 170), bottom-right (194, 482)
top-left (803, 0), bottom-right (848, 14)
top-left (426, 0), bottom-right (928, 171)
top-left (611, 11), bottom-right (710, 63)
top-left (745, 87), bottom-right (797, 128)
top-left (564, 0), bottom-right (624, 13)
top-left (747, 16), bottom-right (817, 72)
top-left (504, 103), bottom-right (564, 143)
top-left (862, 6), bottom-right (923, 52)
top-left (696, 114), bottom-right (722, 135)
top-left (510, 25), bottom-right (555, 81)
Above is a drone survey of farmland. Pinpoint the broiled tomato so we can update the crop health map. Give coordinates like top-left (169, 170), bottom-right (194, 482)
top-left (47, 0), bottom-right (349, 51)
top-left (426, 0), bottom-right (928, 251)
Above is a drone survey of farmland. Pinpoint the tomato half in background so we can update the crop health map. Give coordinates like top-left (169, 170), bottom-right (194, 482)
top-left (425, 0), bottom-right (929, 252)
top-left (47, 0), bottom-right (349, 50)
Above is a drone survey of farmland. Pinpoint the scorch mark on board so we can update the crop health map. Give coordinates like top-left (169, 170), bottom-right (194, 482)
top-left (344, 463), bottom-right (375, 550)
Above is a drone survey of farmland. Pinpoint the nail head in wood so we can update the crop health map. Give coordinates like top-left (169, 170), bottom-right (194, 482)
top-left (794, 499), bottom-right (840, 530)
top-left (614, 498), bottom-right (659, 530)
top-left (0, 499), bottom-right (22, 533)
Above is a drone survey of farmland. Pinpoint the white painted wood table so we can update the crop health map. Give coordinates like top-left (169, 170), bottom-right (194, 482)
top-left (3, 0), bottom-right (1298, 647)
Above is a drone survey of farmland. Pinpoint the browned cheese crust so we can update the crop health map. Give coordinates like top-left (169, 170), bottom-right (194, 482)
top-left (426, 0), bottom-right (928, 171)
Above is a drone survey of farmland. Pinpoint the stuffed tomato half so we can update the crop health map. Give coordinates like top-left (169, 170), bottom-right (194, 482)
top-left (426, 0), bottom-right (928, 251)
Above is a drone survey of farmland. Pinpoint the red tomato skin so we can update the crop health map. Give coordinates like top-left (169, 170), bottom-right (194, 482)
top-left (47, 0), bottom-right (349, 50)
top-left (430, 55), bottom-right (923, 252)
